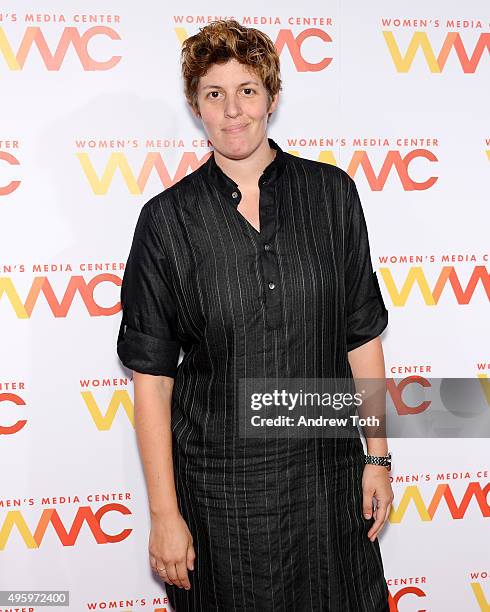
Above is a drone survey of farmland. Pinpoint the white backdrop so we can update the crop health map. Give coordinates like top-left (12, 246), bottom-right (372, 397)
top-left (1, 1), bottom-right (489, 611)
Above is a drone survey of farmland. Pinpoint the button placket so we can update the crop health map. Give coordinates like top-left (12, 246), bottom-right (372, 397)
top-left (205, 144), bottom-right (285, 329)
top-left (257, 182), bottom-right (282, 328)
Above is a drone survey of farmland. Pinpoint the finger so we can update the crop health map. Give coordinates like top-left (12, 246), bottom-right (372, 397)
top-left (383, 502), bottom-right (392, 525)
top-left (176, 560), bottom-right (191, 589)
top-left (159, 565), bottom-right (175, 586)
top-left (362, 497), bottom-right (374, 519)
top-left (367, 501), bottom-right (381, 533)
top-left (158, 569), bottom-right (172, 585)
top-left (367, 503), bottom-right (386, 540)
top-left (187, 544), bottom-right (196, 571)
top-left (154, 565), bottom-right (168, 583)
top-left (166, 563), bottom-right (184, 588)
top-left (156, 565), bottom-right (167, 577)
top-left (151, 556), bottom-right (163, 574)
top-left (369, 502), bottom-right (392, 540)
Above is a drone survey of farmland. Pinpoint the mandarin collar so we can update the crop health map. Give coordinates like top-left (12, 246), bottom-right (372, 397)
top-left (203, 137), bottom-right (287, 202)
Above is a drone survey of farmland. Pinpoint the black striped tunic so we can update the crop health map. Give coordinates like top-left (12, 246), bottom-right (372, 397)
top-left (117, 137), bottom-right (390, 611)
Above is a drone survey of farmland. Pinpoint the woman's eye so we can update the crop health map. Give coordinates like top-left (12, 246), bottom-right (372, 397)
top-left (206, 89), bottom-right (255, 99)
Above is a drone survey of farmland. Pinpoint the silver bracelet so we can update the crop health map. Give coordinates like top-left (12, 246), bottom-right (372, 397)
top-left (364, 451), bottom-right (391, 470)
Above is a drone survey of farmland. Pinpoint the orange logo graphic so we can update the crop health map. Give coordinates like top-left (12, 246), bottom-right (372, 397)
top-left (383, 30), bottom-right (490, 73)
top-left (0, 27), bottom-right (121, 70)
top-left (0, 151), bottom-right (20, 195)
top-left (175, 27), bottom-right (333, 71)
top-left (0, 504), bottom-right (132, 549)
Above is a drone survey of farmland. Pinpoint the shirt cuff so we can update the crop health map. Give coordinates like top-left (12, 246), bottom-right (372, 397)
top-left (346, 271), bottom-right (388, 352)
top-left (346, 297), bottom-right (388, 352)
top-left (117, 323), bottom-right (181, 377)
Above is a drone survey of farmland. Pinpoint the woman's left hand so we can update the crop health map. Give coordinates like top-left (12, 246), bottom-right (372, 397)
top-left (361, 464), bottom-right (394, 542)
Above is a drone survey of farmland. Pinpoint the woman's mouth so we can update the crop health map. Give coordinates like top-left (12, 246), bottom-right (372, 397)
top-left (223, 123), bottom-right (249, 133)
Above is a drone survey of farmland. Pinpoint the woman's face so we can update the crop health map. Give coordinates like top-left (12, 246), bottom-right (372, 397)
top-left (193, 58), bottom-right (279, 159)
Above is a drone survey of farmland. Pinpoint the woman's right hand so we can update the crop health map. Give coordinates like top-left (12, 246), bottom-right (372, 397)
top-left (149, 511), bottom-right (196, 590)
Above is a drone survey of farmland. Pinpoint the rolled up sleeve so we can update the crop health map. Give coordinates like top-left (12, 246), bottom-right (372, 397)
top-left (344, 177), bottom-right (388, 352)
top-left (117, 200), bottom-right (181, 377)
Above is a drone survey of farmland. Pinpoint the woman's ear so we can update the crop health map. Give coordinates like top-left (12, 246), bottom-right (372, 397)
top-left (268, 91), bottom-right (280, 116)
top-left (189, 100), bottom-right (201, 119)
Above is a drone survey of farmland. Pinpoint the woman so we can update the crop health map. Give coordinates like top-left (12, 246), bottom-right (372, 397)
top-left (117, 19), bottom-right (394, 612)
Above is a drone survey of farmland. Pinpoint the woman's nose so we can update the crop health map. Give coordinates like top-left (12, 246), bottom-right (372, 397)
top-left (224, 95), bottom-right (242, 117)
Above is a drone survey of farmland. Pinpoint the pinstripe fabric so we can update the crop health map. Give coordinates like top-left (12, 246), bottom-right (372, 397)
top-left (117, 138), bottom-right (390, 611)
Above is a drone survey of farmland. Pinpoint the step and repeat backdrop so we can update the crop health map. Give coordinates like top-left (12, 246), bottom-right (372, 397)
top-left (1, 1), bottom-right (488, 611)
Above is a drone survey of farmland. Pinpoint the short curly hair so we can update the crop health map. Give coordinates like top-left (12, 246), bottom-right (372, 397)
top-left (180, 19), bottom-right (282, 115)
